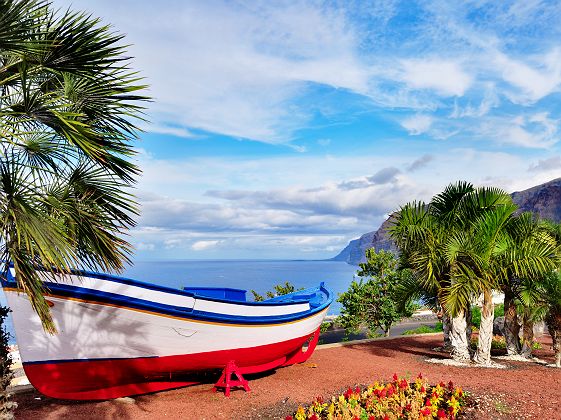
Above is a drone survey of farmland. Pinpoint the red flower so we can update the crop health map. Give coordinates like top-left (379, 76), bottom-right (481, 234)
top-left (285, 417), bottom-right (293, 420)
top-left (448, 381), bottom-right (454, 391)
top-left (368, 417), bottom-right (376, 420)
top-left (399, 379), bottom-right (408, 389)
top-left (310, 415), bottom-right (318, 420)
top-left (384, 415), bottom-right (390, 420)
top-left (393, 373), bottom-right (398, 381)
top-left (380, 389), bottom-right (387, 398)
top-left (421, 407), bottom-right (431, 416)
top-left (418, 372), bottom-right (423, 379)
top-left (425, 399), bottom-right (432, 406)
top-left (437, 409), bottom-right (447, 418)
top-left (315, 395), bottom-right (324, 404)
top-left (355, 386), bottom-right (361, 394)
top-left (439, 381), bottom-right (445, 388)
top-left (344, 388), bottom-right (353, 399)
top-left (405, 403), bottom-right (412, 411)
top-left (420, 386), bottom-right (426, 393)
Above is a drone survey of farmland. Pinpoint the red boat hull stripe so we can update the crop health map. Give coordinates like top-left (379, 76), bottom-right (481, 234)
top-left (23, 331), bottom-right (316, 400)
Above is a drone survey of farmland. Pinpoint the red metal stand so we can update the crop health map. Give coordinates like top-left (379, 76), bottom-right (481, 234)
top-left (213, 360), bottom-right (251, 397)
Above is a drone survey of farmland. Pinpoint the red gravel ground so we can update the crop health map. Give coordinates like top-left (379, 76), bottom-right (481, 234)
top-left (13, 334), bottom-right (561, 419)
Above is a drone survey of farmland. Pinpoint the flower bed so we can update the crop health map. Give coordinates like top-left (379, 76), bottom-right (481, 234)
top-left (286, 374), bottom-right (467, 420)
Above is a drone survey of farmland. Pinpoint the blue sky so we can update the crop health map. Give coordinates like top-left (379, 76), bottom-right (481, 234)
top-left (57, 0), bottom-right (561, 260)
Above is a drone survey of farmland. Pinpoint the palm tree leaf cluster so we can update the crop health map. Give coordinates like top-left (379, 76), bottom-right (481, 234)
top-left (0, 0), bottom-right (148, 332)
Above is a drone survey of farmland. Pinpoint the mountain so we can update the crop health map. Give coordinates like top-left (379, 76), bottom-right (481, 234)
top-left (332, 178), bottom-right (561, 265)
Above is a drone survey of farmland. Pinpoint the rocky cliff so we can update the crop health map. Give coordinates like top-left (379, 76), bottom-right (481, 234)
top-left (333, 178), bottom-right (561, 265)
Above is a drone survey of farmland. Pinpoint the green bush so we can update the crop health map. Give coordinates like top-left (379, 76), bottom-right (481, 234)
top-left (286, 373), bottom-right (467, 420)
top-left (251, 281), bottom-right (303, 301)
top-left (402, 322), bottom-right (443, 335)
top-left (469, 335), bottom-right (541, 351)
top-left (471, 303), bottom-right (504, 329)
top-left (320, 321), bottom-right (332, 334)
top-left (338, 249), bottom-right (415, 337)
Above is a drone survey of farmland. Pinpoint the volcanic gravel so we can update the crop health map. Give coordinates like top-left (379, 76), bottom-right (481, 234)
top-left (14, 334), bottom-right (561, 419)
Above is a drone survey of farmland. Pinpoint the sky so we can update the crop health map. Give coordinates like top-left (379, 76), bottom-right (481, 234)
top-left (56, 0), bottom-right (561, 260)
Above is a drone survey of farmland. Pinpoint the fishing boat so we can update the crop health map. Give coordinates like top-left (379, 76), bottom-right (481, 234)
top-left (1, 267), bottom-right (333, 400)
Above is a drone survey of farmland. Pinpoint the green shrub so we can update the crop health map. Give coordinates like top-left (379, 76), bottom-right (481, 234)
top-left (471, 303), bottom-right (504, 329)
top-left (338, 249), bottom-right (415, 337)
top-left (251, 281), bottom-right (303, 301)
top-left (286, 373), bottom-right (467, 420)
top-left (469, 335), bottom-right (541, 351)
top-left (402, 322), bottom-right (443, 335)
top-left (320, 321), bottom-right (332, 334)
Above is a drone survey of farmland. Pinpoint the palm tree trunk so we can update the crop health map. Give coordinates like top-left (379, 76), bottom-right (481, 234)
top-left (503, 287), bottom-right (521, 356)
top-left (465, 304), bottom-right (473, 346)
top-left (442, 310), bottom-right (452, 350)
top-left (546, 313), bottom-right (561, 368)
top-left (520, 310), bottom-right (534, 358)
top-left (450, 309), bottom-right (470, 361)
top-left (475, 289), bottom-right (494, 364)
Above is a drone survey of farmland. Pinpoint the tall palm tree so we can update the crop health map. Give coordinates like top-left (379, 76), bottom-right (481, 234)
top-left (390, 181), bottom-right (475, 360)
top-left (0, 0), bottom-right (147, 331)
top-left (446, 189), bottom-right (558, 364)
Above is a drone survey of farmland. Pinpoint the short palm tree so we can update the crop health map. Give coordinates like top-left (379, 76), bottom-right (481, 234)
top-left (0, 0), bottom-right (147, 331)
top-left (520, 271), bottom-right (561, 367)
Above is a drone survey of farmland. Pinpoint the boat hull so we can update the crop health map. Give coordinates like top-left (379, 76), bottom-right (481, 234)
top-left (3, 270), bottom-right (331, 400)
top-left (22, 331), bottom-right (317, 399)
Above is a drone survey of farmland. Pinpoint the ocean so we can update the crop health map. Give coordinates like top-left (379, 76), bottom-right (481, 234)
top-left (2, 260), bottom-right (359, 344)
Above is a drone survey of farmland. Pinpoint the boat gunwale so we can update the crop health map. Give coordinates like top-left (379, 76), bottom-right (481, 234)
top-left (2, 274), bottom-right (333, 325)
top-left (2, 266), bottom-right (332, 308)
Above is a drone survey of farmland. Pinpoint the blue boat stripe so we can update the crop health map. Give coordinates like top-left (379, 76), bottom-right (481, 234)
top-left (2, 267), bottom-right (312, 307)
top-left (3, 280), bottom-right (332, 325)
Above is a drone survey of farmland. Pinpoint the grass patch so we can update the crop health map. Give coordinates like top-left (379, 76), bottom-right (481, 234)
top-left (402, 322), bottom-right (443, 335)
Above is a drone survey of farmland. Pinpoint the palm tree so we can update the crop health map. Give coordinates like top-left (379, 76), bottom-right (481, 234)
top-left (1, 0), bottom-right (147, 331)
top-left (520, 271), bottom-right (561, 367)
top-left (390, 181), bottom-right (475, 360)
top-left (446, 190), bottom-right (558, 364)
top-left (499, 215), bottom-right (557, 357)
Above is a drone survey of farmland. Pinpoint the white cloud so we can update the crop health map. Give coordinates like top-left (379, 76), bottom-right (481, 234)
top-left (56, 0), bottom-right (372, 144)
top-left (136, 242), bottom-right (155, 251)
top-left (495, 49), bottom-right (561, 103)
top-left (528, 156), bottom-right (561, 173)
top-left (450, 84), bottom-right (500, 118)
top-left (141, 124), bottom-right (196, 138)
top-left (191, 240), bottom-right (221, 251)
top-left (400, 59), bottom-right (472, 97)
top-left (477, 113), bottom-right (559, 149)
top-left (401, 114), bottom-right (433, 135)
